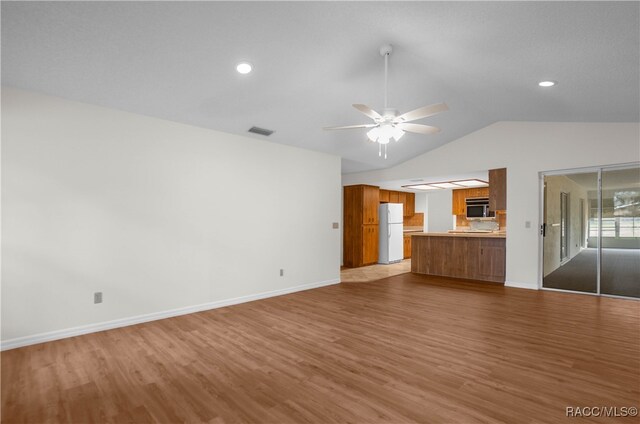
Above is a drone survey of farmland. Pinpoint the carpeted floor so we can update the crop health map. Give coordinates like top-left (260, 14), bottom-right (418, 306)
top-left (544, 248), bottom-right (640, 298)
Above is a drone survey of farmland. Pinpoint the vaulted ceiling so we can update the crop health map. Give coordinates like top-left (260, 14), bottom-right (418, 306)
top-left (2, 2), bottom-right (638, 173)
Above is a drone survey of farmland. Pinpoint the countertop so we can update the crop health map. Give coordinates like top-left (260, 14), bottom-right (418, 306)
top-left (403, 226), bottom-right (423, 233)
top-left (410, 231), bottom-right (506, 238)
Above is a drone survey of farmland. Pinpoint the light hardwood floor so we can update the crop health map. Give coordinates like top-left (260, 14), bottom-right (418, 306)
top-left (2, 273), bottom-right (639, 423)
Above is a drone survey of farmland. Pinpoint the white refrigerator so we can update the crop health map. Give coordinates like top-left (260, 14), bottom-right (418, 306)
top-left (378, 203), bottom-right (404, 264)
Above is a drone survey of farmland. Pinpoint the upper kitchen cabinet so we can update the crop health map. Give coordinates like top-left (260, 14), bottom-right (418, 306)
top-left (344, 184), bottom-right (379, 225)
top-left (389, 191), bottom-right (399, 203)
top-left (379, 189), bottom-right (390, 203)
top-left (452, 187), bottom-right (489, 215)
top-left (404, 192), bottom-right (415, 216)
top-left (362, 185), bottom-right (379, 224)
top-left (452, 189), bottom-right (467, 215)
top-left (489, 168), bottom-right (507, 211)
top-left (397, 192), bottom-right (407, 213)
top-left (467, 187), bottom-right (489, 198)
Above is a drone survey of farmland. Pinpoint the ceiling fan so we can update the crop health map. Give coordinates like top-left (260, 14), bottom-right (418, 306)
top-left (324, 44), bottom-right (448, 159)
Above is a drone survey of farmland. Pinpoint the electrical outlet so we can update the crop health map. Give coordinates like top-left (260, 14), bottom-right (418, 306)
top-left (94, 292), bottom-right (103, 304)
top-left (280, 269), bottom-right (284, 277)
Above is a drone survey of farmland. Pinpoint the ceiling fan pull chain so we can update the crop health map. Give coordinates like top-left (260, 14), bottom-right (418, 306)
top-left (384, 144), bottom-right (388, 159)
top-left (378, 142), bottom-right (381, 157)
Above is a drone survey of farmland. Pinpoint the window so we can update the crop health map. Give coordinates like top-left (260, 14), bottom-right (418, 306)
top-left (589, 216), bottom-right (640, 238)
top-left (588, 188), bottom-right (640, 239)
top-left (620, 217), bottom-right (640, 237)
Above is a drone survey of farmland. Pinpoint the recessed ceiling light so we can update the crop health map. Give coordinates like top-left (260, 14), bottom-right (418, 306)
top-left (538, 80), bottom-right (556, 87)
top-left (236, 62), bottom-right (252, 74)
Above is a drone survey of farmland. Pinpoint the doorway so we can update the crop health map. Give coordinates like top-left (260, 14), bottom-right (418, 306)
top-left (541, 164), bottom-right (640, 299)
top-left (560, 192), bottom-right (569, 263)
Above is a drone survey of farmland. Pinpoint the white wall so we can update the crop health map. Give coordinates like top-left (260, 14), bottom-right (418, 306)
top-left (414, 192), bottom-right (427, 231)
top-left (343, 121), bottom-right (640, 289)
top-left (1, 88), bottom-right (341, 347)
top-left (425, 190), bottom-right (454, 232)
top-left (414, 192), bottom-right (427, 214)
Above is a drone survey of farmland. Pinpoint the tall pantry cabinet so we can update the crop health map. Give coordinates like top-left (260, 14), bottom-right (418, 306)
top-left (343, 185), bottom-right (380, 267)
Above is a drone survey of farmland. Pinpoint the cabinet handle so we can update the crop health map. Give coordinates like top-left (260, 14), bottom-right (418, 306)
top-left (481, 248), bottom-right (484, 255)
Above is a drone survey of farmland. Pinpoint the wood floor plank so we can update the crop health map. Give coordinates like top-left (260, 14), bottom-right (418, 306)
top-left (2, 273), bottom-right (639, 423)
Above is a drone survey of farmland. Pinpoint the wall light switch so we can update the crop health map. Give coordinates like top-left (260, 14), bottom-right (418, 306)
top-left (525, 221), bottom-right (531, 228)
top-left (332, 222), bottom-right (339, 229)
top-left (94, 292), bottom-right (103, 304)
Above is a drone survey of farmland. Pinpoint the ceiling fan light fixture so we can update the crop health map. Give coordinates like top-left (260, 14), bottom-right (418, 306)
top-left (392, 126), bottom-right (405, 142)
top-left (367, 127), bottom-right (380, 142)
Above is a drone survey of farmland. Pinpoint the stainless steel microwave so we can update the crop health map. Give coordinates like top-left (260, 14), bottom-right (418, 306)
top-left (466, 197), bottom-right (490, 218)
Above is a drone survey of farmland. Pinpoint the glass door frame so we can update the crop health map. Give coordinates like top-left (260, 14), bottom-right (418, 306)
top-left (538, 162), bottom-right (640, 300)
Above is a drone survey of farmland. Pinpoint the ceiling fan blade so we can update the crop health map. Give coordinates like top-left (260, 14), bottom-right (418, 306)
top-left (323, 124), bottom-right (377, 130)
top-left (352, 104), bottom-right (382, 120)
top-left (396, 103), bottom-right (448, 123)
top-left (397, 123), bottom-right (441, 135)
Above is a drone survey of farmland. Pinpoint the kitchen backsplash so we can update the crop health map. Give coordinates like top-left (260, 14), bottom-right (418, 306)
top-left (456, 211), bottom-right (507, 230)
top-left (404, 212), bottom-right (424, 227)
top-left (469, 220), bottom-right (500, 231)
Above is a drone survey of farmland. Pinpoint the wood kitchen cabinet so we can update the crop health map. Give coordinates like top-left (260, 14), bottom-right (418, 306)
top-left (478, 238), bottom-right (506, 280)
top-left (452, 189), bottom-right (467, 215)
top-left (362, 185), bottom-right (379, 224)
top-left (403, 234), bottom-right (412, 259)
top-left (381, 190), bottom-right (415, 217)
top-left (411, 235), bottom-right (505, 283)
top-left (467, 187), bottom-right (489, 199)
top-left (451, 187), bottom-right (489, 215)
top-left (405, 192), bottom-right (415, 216)
top-left (343, 185), bottom-right (380, 267)
top-left (362, 225), bottom-right (379, 265)
top-left (397, 192), bottom-right (407, 213)
top-left (489, 168), bottom-right (507, 211)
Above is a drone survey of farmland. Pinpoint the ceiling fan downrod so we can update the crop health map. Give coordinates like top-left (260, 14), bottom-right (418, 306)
top-left (380, 44), bottom-right (393, 110)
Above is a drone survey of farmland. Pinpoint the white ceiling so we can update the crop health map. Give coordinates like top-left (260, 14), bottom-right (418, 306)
top-left (2, 2), bottom-right (638, 174)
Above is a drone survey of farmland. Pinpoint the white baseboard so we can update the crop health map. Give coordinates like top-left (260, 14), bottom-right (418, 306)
top-left (1, 278), bottom-right (340, 351)
top-left (505, 280), bottom-right (539, 290)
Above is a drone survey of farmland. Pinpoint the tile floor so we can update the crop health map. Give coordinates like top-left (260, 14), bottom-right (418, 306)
top-left (340, 259), bottom-right (411, 283)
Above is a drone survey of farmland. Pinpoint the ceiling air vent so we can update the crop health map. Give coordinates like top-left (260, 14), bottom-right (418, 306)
top-left (248, 126), bottom-right (274, 136)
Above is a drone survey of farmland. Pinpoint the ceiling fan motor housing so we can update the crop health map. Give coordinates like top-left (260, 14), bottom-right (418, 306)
top-left (381, 108), bottom-right (399, 121)
top-left (379, 44), bottom-right (393, 56)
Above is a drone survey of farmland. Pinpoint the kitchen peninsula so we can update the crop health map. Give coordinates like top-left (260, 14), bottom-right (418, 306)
top-left (411, 232), bottom-right (506, 283)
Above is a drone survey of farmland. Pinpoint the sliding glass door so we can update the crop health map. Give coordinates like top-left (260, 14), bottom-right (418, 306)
top-left (543, 171), bottom-right (598, 294)
top-left (542, 164), bottom-right (639, 299)
top-left (600, 167), bottom-right (640, 298)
